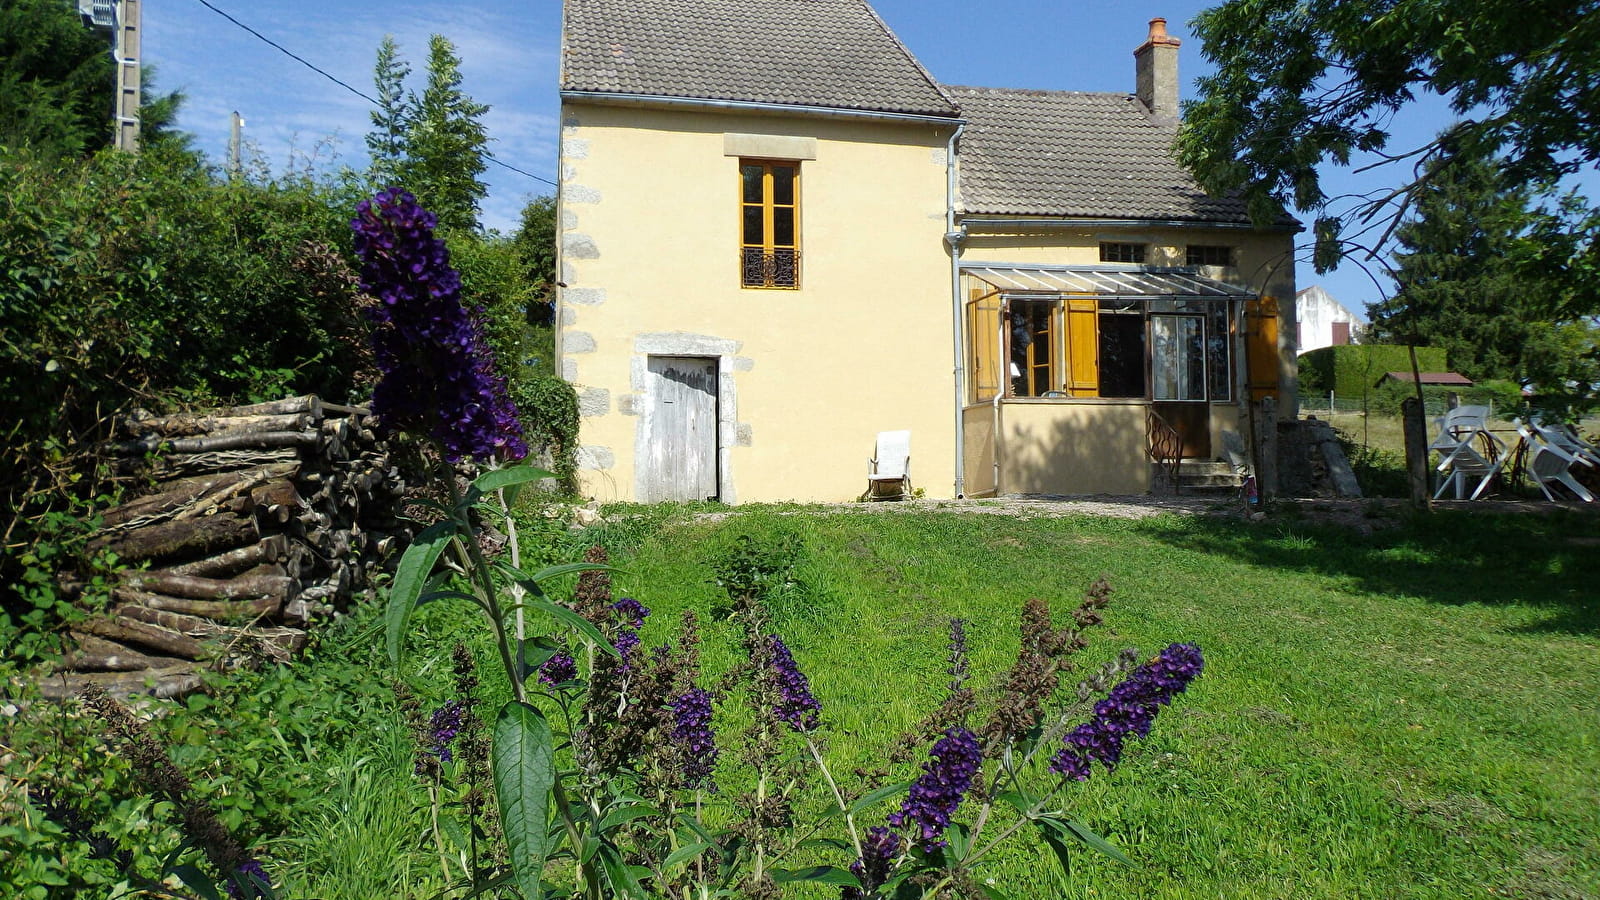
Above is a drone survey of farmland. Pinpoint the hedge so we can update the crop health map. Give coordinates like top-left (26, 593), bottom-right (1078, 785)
top-left (1298, 344), bottom-right (1449, 399)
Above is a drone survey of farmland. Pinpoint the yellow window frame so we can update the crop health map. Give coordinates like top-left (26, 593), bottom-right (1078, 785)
top-left (739, 159), bottom-right (800, 289)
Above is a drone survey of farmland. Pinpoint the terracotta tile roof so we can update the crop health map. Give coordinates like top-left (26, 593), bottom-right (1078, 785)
top-left (561, 0), bottom-right (958, 118)
top-left (949, 86), bottom-right (1270, 225)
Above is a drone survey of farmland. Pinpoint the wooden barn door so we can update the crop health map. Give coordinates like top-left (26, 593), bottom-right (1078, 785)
top-left (644, 356), bottom-right (719, 502)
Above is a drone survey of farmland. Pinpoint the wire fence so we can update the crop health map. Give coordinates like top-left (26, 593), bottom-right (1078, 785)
top-left (1299, 394), bottom-right (1507, 420)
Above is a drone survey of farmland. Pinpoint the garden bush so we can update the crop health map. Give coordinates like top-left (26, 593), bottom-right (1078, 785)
top-left (1298, 344), bottom-right (1447, 400)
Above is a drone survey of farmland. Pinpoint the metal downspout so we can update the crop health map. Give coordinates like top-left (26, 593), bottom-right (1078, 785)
top-left (945, 123), bottom-right (967, 498)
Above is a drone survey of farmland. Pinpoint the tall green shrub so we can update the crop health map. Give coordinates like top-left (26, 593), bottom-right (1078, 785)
top-left (1297, 344), bottom-right (1448, 400)
top-left (0, 145), bottom-right (372, 508)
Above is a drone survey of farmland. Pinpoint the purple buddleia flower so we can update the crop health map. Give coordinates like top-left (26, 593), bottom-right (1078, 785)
top-left (842, 825), bottom-right (902, 899)
top-left (669, 687), bottom-right (718, 789)
top-left (428, 700), bottom-right (466, 764)
top-left (539, 652), bottom-right (577, 686)
top-left (614, 630), bottom-right (640, 665)
top-left (612, 598), bottom-right (650, 629)
top-left (227, 858), bottom-right (269, 899)
top-left (350, 188), bottom-right (527, 462)
top-left (1049, 643), bottom-right (1203, 781)
top-left (888, 726), bottom-right (982, 850)
top-left (767, 634), bottom-right (821, 732)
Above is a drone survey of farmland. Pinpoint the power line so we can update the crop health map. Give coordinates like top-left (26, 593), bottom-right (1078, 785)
top-left (192, 0), bottom-right (377, 105)
top-left (190, 0), bottom-right (558, 188)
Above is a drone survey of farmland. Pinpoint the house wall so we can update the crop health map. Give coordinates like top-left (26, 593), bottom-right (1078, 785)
top-left (993, 401), bottom-right (1151, 495)
top-left (558, 101), bottom-right (959, 503)
top-left (1296, 285), bottom-right (1365, 353)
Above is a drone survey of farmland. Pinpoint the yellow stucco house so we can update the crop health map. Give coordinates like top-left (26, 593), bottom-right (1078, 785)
top-left (555, 0), bottom-right (1299, 503)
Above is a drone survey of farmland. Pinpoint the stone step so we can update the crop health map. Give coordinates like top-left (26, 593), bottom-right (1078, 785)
top-left (1177, 460), bottom-right (1238, 477)
top-left (1179, 472), bottom-right (1244, 489)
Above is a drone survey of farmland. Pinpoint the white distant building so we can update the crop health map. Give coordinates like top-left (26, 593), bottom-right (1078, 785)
top-left (1295, 285), bottom-right (1365, 353)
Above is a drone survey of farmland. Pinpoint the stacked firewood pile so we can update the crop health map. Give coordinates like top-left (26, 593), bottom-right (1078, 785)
top-left (42, 396), bottom-right (420, 700)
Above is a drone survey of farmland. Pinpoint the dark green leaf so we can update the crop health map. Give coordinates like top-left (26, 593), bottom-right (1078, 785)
top-left (1040, 815), bottom-right (1133, 866)
top-left (493, 701), bottom-right (559, 900)
top-left (386, 521), bottom-right (456, 664)
top-left (993, 790), bottom-right (1037, 817)
top-left (525, 597), bottom-right (618, 658)
top-left (473, 463), bottom-right (556, 494)
top-left (598, 845), bottom-right (649, 899)
top-left (848, 780), bottom-right (912, 816)
top-left (597, 803), bottom-right (660, 833)
top-left (772, 866), bottom-right (861, 888)
top-left (662, 841), bottom-right (713, 869)
top-left (169, 864), bottom-right (223, 900)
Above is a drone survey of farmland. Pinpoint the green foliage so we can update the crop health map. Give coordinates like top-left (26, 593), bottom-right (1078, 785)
top-left (366, 35), bottom-right (489, 232)
top-left (709, 527), bottom-right (810, 619)
top-left (0, 145), bottom-right (372, 512)
top-left (512, 374), bottom-right (579, 489)
top-left (1367, 151), bottom-right (1600, 387)
top-left (512, 195), bottom-right (557, 328)
top-left (1368, 378), bottom-right (1523, 418)
top-left (1178, 0), bottom-right (1600, 274)
top-left (0, 498), bottom-right (119, 666)
top-left (1297, 344), bottom-right (1448, 399)
top-left (0, 0), bottom-right (113, 159)
top-left (1, 600), bottom-right (403, 898)
top-left (366, 35), bottom-right (411, 188)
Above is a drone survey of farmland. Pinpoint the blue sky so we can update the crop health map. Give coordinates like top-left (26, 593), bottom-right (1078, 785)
top-left (143, 1), bottom-right (1574, 316)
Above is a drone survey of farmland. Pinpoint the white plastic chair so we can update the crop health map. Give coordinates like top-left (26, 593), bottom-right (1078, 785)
top-left (866, 430), bottom-right (911, 501)
top-left (1516, 420), bottom-right (1595, 502)
top-left (1530, 416), bottom-right (1600, 467)
top-left (1429, 405), bottom-right (1506, 500)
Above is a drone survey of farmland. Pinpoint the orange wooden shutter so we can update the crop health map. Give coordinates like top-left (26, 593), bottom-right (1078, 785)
top-left (968, 287), bottom-right (1001, 402)
top-left (1064, 296), bottom-right (1099, 397)
top-left (1245, 296), bottom-right (1281, 402)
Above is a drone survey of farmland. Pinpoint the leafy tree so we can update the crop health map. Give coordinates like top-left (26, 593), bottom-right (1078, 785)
top-left (366, 35), bottom-right (490, 231)
top-left (366, 35), bottom-right (411, 187)
top-left (512, 194), bottom-right (557, 326)
top-left (0, 0), bottom-right (114, 157)
top-left (1366, 151), bottom-right (1599, 388)
top-left (1177, 0), bottom-right (1600, 273)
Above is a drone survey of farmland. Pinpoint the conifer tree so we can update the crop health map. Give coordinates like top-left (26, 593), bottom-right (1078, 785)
top-left (366, 35), bottom-right (412, 188)
top-left (1368, 152), bottom-right (1599, 388)
top-left (404, 35), bottom-right (490, 232)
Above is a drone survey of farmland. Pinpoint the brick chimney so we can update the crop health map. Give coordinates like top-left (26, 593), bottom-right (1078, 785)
top-left (1135, 17), bottom-right (1182, 122)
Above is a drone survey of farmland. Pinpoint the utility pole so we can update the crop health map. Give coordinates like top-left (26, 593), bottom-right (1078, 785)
top-left (114, 0), bottom-right (141, 152)
top-left (77, 0), bottom-right (140, 152)
top-left (228, 112), bottom-right (244, 178)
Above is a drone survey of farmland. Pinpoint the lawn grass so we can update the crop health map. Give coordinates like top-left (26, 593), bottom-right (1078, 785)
top-left (10, 502), bottom-right (1595, 899)
top-left (598, 505), bottom-right (1600, 898)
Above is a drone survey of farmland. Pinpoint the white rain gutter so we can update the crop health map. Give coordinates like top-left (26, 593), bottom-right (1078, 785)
top-left (944, 122), bottom-right (967, 498)
top-left (961, 215), bottom-right (1304, 234)
top-left (560, 91), bottom-right (965, 126)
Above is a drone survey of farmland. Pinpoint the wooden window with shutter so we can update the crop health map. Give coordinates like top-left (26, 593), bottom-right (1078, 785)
top-left (740, 160), bottom-right (800, 288)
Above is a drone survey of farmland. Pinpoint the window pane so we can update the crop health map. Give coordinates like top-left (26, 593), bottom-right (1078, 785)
top-left (1208, 305), bottom-right (1232, 400)
top-left (742, 166), bottom-right (764, 204)
top-left (773, 207), bottom-right (795, 247)
top-left (1151, 316), bottom-right (1206, 401)
top-left (743, 206), bottom-right (764, 245)
top-left (1099, 242), bottom-right (1146, 263)
top-left (772, 166), bottom-right (795, 204)
top-left (1098, 313), bottom-right (1145, 398)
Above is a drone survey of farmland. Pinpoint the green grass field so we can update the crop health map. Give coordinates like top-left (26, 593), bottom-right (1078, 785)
top-left (589, 506), bottom-right (1599, 899)
top-left (10, 503), bottom-right (1597, 899)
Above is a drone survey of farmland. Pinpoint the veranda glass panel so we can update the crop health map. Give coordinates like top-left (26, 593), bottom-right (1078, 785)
top-left (1151, 315), bottom-right (1206, 401)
